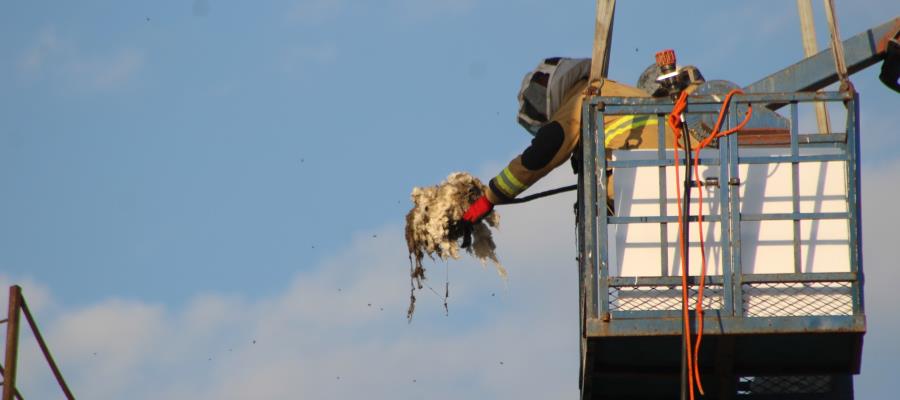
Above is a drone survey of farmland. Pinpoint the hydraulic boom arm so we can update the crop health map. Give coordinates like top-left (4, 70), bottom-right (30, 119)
top-left (744, 17), bottom-right (900, 95)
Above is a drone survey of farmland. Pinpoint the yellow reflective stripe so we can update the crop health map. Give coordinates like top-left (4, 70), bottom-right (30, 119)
top-left (603, 115), bottom-right (635, 133)
top-left (492, 172), bottom-right (517, 197)
top-left (621, 115), bottom-right (655, 134)
top-left (502, 168), bottom-right (527, 192)
top-left (604, 115), bottom-right (657, 147)
top-left (493, 167), bottom-right (529, 198)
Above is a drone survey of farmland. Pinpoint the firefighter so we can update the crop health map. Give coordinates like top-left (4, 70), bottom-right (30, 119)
top-left (462, 57), bottom-right (703, 223)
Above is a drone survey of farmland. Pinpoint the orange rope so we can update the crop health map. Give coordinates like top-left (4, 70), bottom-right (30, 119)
top-left (667, 89), bottom-right (753, 398)
top-left (691, 89), bottom-right (753, 395)
top-left (667, 91), bottom-right (694, 399)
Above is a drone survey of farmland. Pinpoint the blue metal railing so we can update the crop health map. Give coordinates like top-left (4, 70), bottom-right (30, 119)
top-left (577, 91), bottom-right (864, 334)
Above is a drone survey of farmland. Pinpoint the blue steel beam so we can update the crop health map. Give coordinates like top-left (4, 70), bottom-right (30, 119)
top-left (608, 158), bottom-right (720, 168)
top-left (580, 100), bottom-right (600, 319)
top-left (586, 315), bottom-right (866, 337)
top-left (609, 215), bottom-right (721, 224)
top-left (606, 272), bottom-right (857, 287)
top-left (744, 17), bottom-right (900, 94)
top-left (593, 91), bottom-right (850, 113)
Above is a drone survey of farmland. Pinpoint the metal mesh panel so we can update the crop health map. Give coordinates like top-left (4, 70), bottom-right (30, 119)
top-left (737, 375), bottom-right (831, 395)
top-left (742, 282), bottom-right (853, 317)
top-left (609, 284), bottom-right (724, 312)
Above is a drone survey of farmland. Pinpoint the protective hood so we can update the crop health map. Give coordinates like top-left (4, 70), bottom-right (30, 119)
top-left (517, 57), bottom-right (591, 135)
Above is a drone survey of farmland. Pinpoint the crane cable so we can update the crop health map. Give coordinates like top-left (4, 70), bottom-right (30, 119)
top-left (668, 89), bottom-right (753, 398)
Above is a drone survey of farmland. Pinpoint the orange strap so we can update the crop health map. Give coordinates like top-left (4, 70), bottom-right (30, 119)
top-left (667, 89), bottom-right (753, 398)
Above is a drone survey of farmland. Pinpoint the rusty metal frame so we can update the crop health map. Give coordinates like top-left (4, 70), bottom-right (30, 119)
top-left (2, 285), bottom-right (75, 400)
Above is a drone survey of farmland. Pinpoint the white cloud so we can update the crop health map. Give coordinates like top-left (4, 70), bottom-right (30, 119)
top-left (854, 160), bottom-right (900, 398)
top-left (3, 159), bottom-right (898, 398)
top-left (49, 300), bottom-right (166, 399)
top-left (0, 275), bottom-right (53, 313)
top-left (2, 167), bottom-right (579, 400)
top-left (18, 27), bottom-right (62, 73)
top-left (66, 48), bottom-right (145, 91)
top-left (17, 27), bottom-right (144, 91)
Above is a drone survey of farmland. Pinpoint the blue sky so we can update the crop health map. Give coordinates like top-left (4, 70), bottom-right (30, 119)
top-left (0, 1), bottom-right (898, 399)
